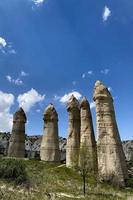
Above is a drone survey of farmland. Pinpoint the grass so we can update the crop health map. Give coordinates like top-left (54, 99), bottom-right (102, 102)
top-left (0, 158), bottom-right (133, 200)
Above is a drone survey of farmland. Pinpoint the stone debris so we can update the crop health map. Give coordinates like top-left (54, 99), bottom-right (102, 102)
top-left (93, 81), bottom-right (128, 186)
top-left (8, 107), bottom-right (26, 158)
top-left (40, 104), bottom-right (60, 162)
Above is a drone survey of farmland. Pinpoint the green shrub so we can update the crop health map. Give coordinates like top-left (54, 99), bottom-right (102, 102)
top-left (126, 178), bottom-right (133, 188)
top-left (0, 158), bottom-right (27, 184)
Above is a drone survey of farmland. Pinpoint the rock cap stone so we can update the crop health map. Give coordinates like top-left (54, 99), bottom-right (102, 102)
top-left (67, 95), bottom-right (79, 111)
top-left (93, 80), bottom-right (112, 101)
top-left (80, 97), bottom-right (90, 108)
top-left (13, 107), bottom-right (27, 123)
top-left (44, 104), bottom-right (58, 121)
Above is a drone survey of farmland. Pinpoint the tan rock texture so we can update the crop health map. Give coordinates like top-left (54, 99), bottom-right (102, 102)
top-left (93, 81), bottom-right (128, 186)
top-left (80, 97), bottom-right (98, 172)
top-left (8, 107), bottom-right (26, 158)
top-left (66, 95), bottom-right (80, 167)
top-left (40, 104), bottom-right (60, 162)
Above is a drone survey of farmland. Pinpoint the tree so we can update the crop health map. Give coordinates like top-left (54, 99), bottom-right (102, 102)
top-left (72, 146), bottom-right (97, 196)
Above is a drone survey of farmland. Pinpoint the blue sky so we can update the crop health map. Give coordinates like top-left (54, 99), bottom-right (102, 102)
top-left (0, 0), bottom-right (133, 140)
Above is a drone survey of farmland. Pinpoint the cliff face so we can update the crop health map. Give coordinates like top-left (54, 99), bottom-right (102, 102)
top-left (122, 140), bottom-right (133, 162)
top-left (0, 132), bottom-right (132, 163)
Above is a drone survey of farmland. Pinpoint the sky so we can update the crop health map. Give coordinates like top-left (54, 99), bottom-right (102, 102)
top-left (0, 0), bottom-right (133, 140)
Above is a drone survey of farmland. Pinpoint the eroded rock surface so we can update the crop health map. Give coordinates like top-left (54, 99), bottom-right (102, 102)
top-left (8, 108), bottom-right (26, 158)
top-left (66, 95), bottom-right (80, 167)
top-left (93, 81), bottom-right (128, 186)
top-left (80, 97), bottom-right (98, 172)
top-left (40, 104), bottom-right (60, 162)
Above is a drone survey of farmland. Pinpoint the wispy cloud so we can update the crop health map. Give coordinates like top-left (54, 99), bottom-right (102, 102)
top-left (108, 87), bottom-right (112, 92)
top-left (6, 75), bottom-right (23, 86)
top-left (88, 70), bottom-right (93, 75)
top-left (103, 6), bottom-right (111, 22)
top-left (6, 71), bottom-right (28, 86)
top-left (32, 0), bottom-right (45, 7)
top-left (0, 36), bottom-right (16, 55)
top-left (101, 68), bottom-right (110, 75)
top-left (90, 102), bottom-right (95, 109)
top-left (21, 71), bottom-right (28, 77)
top-left (82, 70), bottom-right (94, 79)
top-left (82, 73), bottom-right (86, 79)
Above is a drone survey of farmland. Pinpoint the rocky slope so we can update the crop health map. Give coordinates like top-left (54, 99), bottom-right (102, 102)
top-left (0, 132), bottom-right (132, 163)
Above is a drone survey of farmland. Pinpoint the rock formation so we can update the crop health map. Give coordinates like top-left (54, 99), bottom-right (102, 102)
top-left (80, 97), bottom-right (97, 172)
top-left (40, 104), bottom-right (60, 162)
top-left (66, 95), bottom-right (80, 167)
top-left (8, 107), bottom-right (26, 158)
top-left (93, 81), bottom-right (128, 187)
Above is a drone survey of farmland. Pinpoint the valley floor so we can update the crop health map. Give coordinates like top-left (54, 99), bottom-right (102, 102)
top-left (0, 160), bottom-right (133, 200)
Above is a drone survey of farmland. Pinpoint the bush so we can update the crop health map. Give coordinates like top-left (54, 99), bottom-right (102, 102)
top-left (126, 178), bottom-right (133, 188)
top-left (0, 158), bottom-right (27, 184)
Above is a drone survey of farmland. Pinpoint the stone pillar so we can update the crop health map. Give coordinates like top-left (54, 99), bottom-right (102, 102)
top-left (40, 104), bottom-right (60, 162)
top-left (93, 81), bottom-right (128, 187)
top-left (66, 95), bottom-right (80, 167)
top-left (80, 97), bottom-right (98, 172)
top-left (8, 107), bottom-right (26, 158)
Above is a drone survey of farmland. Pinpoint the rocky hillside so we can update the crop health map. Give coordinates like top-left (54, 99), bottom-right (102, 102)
top-left (0, 132), bottom-right (132, 163)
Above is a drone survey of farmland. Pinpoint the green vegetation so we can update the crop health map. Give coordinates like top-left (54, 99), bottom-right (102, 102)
top-left (0, 158), bottom-right (132, 200)
top-left (0, 158), bottom-right (27, 185)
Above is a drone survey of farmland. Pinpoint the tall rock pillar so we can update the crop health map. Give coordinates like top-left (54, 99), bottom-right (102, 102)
top-left (8, 107), bottom-right (26, 158)
top-left (66, 95), bottom-right (80, 167)
top-left (40, 104), bottom-right (60, 162)
top-left (93, 81), bottom-right (128, 186)
top-left (80, 97), bottom-right (98, 172)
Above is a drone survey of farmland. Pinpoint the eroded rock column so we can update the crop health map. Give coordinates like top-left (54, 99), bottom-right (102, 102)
top-left (93, 81), bottom-right (128, 186)
top-left (40, 104), bottom-right (60, 162)
top-left (80, 97), bottom-right (98, 172)
top-left (66, 95), bottom-right (80, 167)
top-left (8, 107), bottom-right (26, 158)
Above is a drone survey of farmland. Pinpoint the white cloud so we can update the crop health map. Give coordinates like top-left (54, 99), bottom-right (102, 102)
top-left (14, 79), bottom-right (23, 85)
top-left (0, 91), bottom-right (14, 113)
top-left (32, 0), bottom-right (44, 6)
top-left (21, 71), bottom-right (28, 77)
top-left (0, 112), bottom-right (13, 132)
top-left (101, 68), bottom-right (110, 75)
top-left (103, 6), bottom-right (111, 22)
top-left (0, 37), bottom-right (16, 55)
top-left (6, 75), bottom-right (23, 86)
top-left (0, 91), bottom-right (14, 132)
top-left (60, 91), bottom-right (82, 104)
top-left (0, 37), bottom-right (7, 47)
top-left (108, 87), bottom-right (112, 92)
top-left (90, 102), bottom-right (96, 109)
top-left (17, 88), bottom-right (45, 112)
top-left (82, 73), bottom-right (86, 79)
top-left (88, 70), bottom-right (93, 75)
top-left (53, 95), bottom-right (60, 101)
